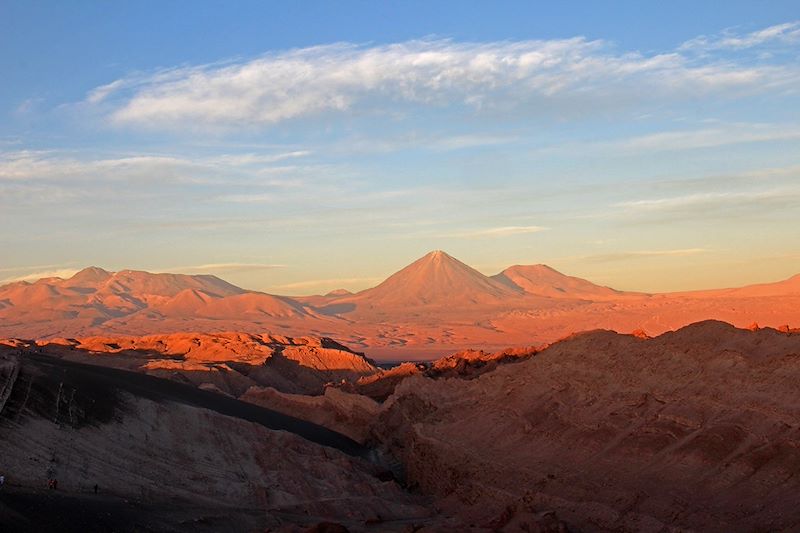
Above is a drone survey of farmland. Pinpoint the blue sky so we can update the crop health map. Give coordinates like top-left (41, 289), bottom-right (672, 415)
top-left (1, 1), bottom-right (800, 294)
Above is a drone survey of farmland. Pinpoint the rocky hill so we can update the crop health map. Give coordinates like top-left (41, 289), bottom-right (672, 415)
top-left (0, 349), bottom-right (431, 531)
top-left (376, 321), bottom-right (800, 531)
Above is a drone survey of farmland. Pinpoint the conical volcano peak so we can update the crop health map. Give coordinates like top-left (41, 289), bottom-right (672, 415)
top-left (62, 266), bottom-right (113, 287)
top-left (420, 249), bottom-right (453, 263)
top-left (399, 250), bottom-right (488, 280)
top-left (75, 266), bottom-right (112, 276)
top-left (351, 250), bottom-right (521, 307)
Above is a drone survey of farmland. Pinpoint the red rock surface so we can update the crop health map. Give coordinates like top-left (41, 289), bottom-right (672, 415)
top-left (5, 320), bottom-right (800, 530)
top-left (376, 321), bottom-right (800, 531)
top-left (12, 332), bottom-right (379, 396)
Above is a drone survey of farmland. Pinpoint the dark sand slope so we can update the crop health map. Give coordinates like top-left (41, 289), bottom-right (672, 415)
top-left (0, 349), bottom-right (431, 532)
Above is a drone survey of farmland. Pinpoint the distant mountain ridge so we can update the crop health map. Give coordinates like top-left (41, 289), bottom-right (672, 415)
top-left (492, 264), bottom-right (636, 300)
top-left (2, 253), bottom-right (800, 357)
top-left (342, 250), bottom-right (522, 308)
top-left (0, 266), bottom-right (309, 331)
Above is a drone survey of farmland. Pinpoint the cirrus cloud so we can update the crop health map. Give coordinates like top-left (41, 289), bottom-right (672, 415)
top-left (85, 33), bottom-right (799, 130)
top-left (680, 21), bottom-right (800, 51)
top-left (0, 268), bottom-right (81, 285)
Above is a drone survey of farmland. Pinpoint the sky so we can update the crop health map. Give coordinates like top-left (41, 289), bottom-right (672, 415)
top-left (1, 1), bottom-right (800, 294)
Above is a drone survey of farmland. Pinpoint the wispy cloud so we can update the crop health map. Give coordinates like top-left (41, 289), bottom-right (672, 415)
top-left (618, 187), bottom-right (800, 216)
top-left (0, 149), bottom-right (312, 183)
top-left (207, 151), bottom-right (311, 165)
top-left (274, 277), bottom-right (382, 291)
top-left (603, 123), bottom-right (800, 153)
top-left (454, 225), bottom-right (549, 238)
top-left (431, 134), bottom-right (519, 151)
top-left (330, 132), bottom-right (520, 155)
top-left (83, 32), bottom-right (798, 130)
top-left (577, 248), bottom-right (710, 263)
top-left (0, 268), bottom-right (81, 284)
top-left (86, 79), bottom-right (127, 104)
top-left (15, 98), bottom-right (43, 115)
top-left (216, 193), bottom-right (276, 204)
top-left (0, 263), bottom-right (79, 275)
top-left (681, 21), bottom-right (800, 51)
top-left (0, 263), bottom-right (286, 285)
top-left (163, 262), bottom-right (286, 274)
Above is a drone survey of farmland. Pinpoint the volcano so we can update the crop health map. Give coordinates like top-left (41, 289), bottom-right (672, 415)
top-left (492, 263), bottom-right (637, 300)
top-left (346, 250), bottom-right (522, 308)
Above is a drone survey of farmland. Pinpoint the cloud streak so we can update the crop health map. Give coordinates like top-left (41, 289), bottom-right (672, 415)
top-left (0, 268), bottom-right (81, 284)
top-left (163, 263), bottom-right (286, 274)
top-left (85, 33), bottom-right (798, 129)
top-left (0, 149), bottom-right (312, 183)
top-left (618, 187), bottom-right (800, 215)
top-left (457, 225), bottom-right (549, 238)
top-left (274, 277), bottom-right (382, 291)
top-left (578, 248), bottom-right (710, 263)
top-left (604, 123), bottom-right (800, 153)
top-left (681, 21), bottom-right (800, 51)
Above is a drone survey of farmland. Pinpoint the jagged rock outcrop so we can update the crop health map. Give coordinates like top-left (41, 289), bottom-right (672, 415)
top-left (344, 346), bottom-right (539, 401)
top-left (19, 332), bottom-right (379, 396)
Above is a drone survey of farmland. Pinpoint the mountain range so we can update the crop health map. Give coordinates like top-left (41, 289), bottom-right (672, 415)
top-left (2, 250), bottom-right (799, 358)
